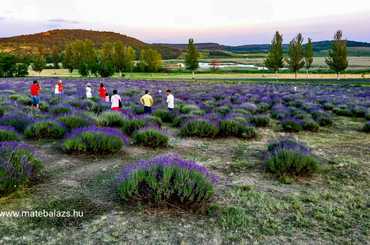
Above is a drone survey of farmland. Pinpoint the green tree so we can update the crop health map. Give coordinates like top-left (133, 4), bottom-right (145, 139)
top-left (185, 38), bottom-right (199, 78)
top-left (51, 46), bottom-right (61, 69)
top-left (15, 63), bottom-right (29, 77)
top-left (113, 42), bottom-right (125, 75)
top-left (326, 30), bottom-right (348, 80)
top-left (286, 33), bottom-right (305, 79)
top-left (123, 46), bottom-right (136, 72)
top-left (304, 38), bottom-right (314, 77)
top-left (139, 48), bottom-right (162, 72)
top-left (63, 40), bottom-right (97, 76)
top-left (32, 55), bottom-right (46, 75)
top-left (0, 53), bottom-right (17, 77)
top-left (264, 31), bottom-right (284, 77)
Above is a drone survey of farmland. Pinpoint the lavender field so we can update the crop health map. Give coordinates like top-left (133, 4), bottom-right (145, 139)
top-left (0, 78), bottom-right (369, 244)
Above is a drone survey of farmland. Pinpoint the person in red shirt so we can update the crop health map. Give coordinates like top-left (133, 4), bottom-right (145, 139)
top-left (30, 80), bottom-right (41, 109)
top-left (54, 80), bottom-right (64, 102)
top-left (99, 83), bottom-right (107, 101)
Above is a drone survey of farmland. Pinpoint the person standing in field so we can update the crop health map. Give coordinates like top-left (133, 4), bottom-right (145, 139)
top-left (166, 89), bottom-right (174, 112)
top-left (105, 92), bottom-right (110, 103)
top-left (86, 83), bottom-right (93, 99)
top-left (54, 80), bottom-right (63, 102)
top-left (111, 90), bottom-right (122, 111)
top-left (140, 90), bottom-right (154, 114)
top-left (30, 80), bottom-right (41, 109)
top-left (99, 83), bottom-right (107, 101)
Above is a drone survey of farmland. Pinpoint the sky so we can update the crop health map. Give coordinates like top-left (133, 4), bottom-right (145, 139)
top-left (1, 0), bottom-right (370, 45)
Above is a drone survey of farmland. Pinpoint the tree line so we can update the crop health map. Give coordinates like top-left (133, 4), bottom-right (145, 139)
top-left (265, 30), bottom-right (348, 79)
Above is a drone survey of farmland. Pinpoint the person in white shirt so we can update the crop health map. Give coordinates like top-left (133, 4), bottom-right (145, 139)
top-left (166, 89), bottom-right (174, 112)
top-left (111, 90), bottom-right (122, 111)
top-left (86, 83), bottom-right (92, 99)
top-left (54, 80), bottom-right (63, 102)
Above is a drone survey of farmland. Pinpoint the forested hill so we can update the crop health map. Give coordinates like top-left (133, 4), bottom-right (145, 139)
top-left (0, 29), bottom-right (181, 59)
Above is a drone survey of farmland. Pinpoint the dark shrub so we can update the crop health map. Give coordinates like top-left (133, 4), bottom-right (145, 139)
top-left (218, 120), bottom-right (257, 139)
top-left (121, 119), bottom-right (145, 136)
top-left (133, 129), bottom-right (169, 148)
top-left (0, 126), bottom-right (19, 142)
top-left (214, 106), bottom-right (231, 116)
top-left (132, 105), bottom-right (145, 115)
top-left (153, 109), bottom-right (176, 123)
top-left (351, 106), bottom-right (367, 118)
top-left (0, 142), bottom-right (43, 195)
top-left (302, 118), bottom-right (319, 132)
top-left (63, 127), bottom-right (128, 154)
top-left (322, 102), bottom-right (334, 111)
top-left (143, 116), bottom-right (162, 128)
top-left (171, 115), bottom-right (194, 127)
top-left (117, 154), bottom-right (218, 208)
top-left (24, 121), bottom-right (65, 139)
top-left (0, 107), bottom-right (5, 117)
top-left (0, 114), bottom-right (35, 132)
top-left (97, 111), bottom-right (126, 127)
top-left (50, 105), bottom-right (72, 115)
top-left (333, 105), bottom-right (352, 117)
top-left (179, 104), bottom-right (199, 114)
top-left (58, 115), bottom-right (91, 131)
top-left (256, 102), bottom-right (270, 113)
top-left (250, 115), bottom-right (270, 127)
top-left (180, 120), bottom-right (219, 138)
top-left (9, 94), bottom-right (32, 106)
top-left (281, 118), bottom-right (303, 132)
top-left (266, 138), bottom-right (319, 177)
top-left (363, 121), bottom-right (370, 133)
top-left (90, 102), bottom-right (110, 114)
top-left (312, 111), bottom-right (333, 127)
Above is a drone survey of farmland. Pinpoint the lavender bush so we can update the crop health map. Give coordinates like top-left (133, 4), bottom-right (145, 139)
top-left (0, 142), bottom-right (43, 195)
top-left (63, 126), bottom-right (128, 154)
top-left (24, 121), bottom-right (66, 139)
top-left (117, 154), bottom-right (218, 208)
top-left (266, 138), bottom-right (319, 178)
top-left (0, 126), bottom-right (19, 142)
top-left (133, 128), bottom-right (169, 148)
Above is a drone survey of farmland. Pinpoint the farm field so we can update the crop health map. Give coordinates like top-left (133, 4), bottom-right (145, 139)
top-left (0, 78), bottom-right (369, 244)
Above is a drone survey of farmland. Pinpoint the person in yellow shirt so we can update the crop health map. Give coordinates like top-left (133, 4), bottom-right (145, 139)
top-left (140, 90), bottom-right (154, 114)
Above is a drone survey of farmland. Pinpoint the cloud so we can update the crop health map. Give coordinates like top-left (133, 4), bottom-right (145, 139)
top-left (48, 18), bottom-right (80, 24)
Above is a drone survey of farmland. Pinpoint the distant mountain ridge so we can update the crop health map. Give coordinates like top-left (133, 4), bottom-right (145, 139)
top-left (0, 29), bottom-right (181, 59)
top-left (155, 40), bottom-right (370, 53)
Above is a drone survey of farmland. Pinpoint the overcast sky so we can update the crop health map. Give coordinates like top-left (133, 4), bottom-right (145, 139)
top-left (1, 0), bottom-right (370, 45)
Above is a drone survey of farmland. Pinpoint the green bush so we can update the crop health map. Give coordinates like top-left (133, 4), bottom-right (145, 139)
top-left (0, 142), bottom-right (43, 195)
top-left (214, 106), bottom-right (231, 116)
top-left (121, 119), bottom-right (145, 136)
top-left (24, 121), bottom-right (65, 139)
top-left (281, 119), bottom-right (303, 132)
top-left (250, 115), bottom-right (270, 127)
top-left (58, 116), bottom-right (91, 131)
top-left (0, 114), bottom-right (34, 132)
top-left (133, 129), bottom-right (169, 148)
top-left (97, 111), bottom-right (126, 127)
top-left (50, 105), bottom-right (72, 115)
top-left (302, 118), bottom-right (319, 132)
top-left (363, 122), bottom-right (370, 133)
top-left (0, 107), bottom-right (4, 117)
top-left (117, 154), bottom-right (218, 208)
top-left (312, 112), bottom-right (333, 127)
top-left (143, 116), bottom-right (162, 128)
top-left (179, 104), bottom-right (199, 114)
top-left (153, 109), bottom-right (176, 123)
top-left (180, 120), bottom-right (219, 138)
top-left (63, 127), bottom-right (126, 154)
top-left (266, 139), bottom-right (319, 177)
top-left (218, 120), bottom-right (257, 139)
top-left (0, 127), bottom-right (19, 142)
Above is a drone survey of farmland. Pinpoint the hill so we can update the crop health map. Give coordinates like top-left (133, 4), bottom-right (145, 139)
top-left (0, 29), bottom-right (181, 59)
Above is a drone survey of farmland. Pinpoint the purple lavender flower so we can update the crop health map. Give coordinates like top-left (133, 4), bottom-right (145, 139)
top-left (66, 126), bottom-right (129, 145)
top-left (117, 153), bottom-right (219, 184)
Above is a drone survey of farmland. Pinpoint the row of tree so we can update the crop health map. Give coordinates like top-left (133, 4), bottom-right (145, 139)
top-left (63, 40), bottom-right (162, 77)
top-left (265, 30), bottom-right (348, 79)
